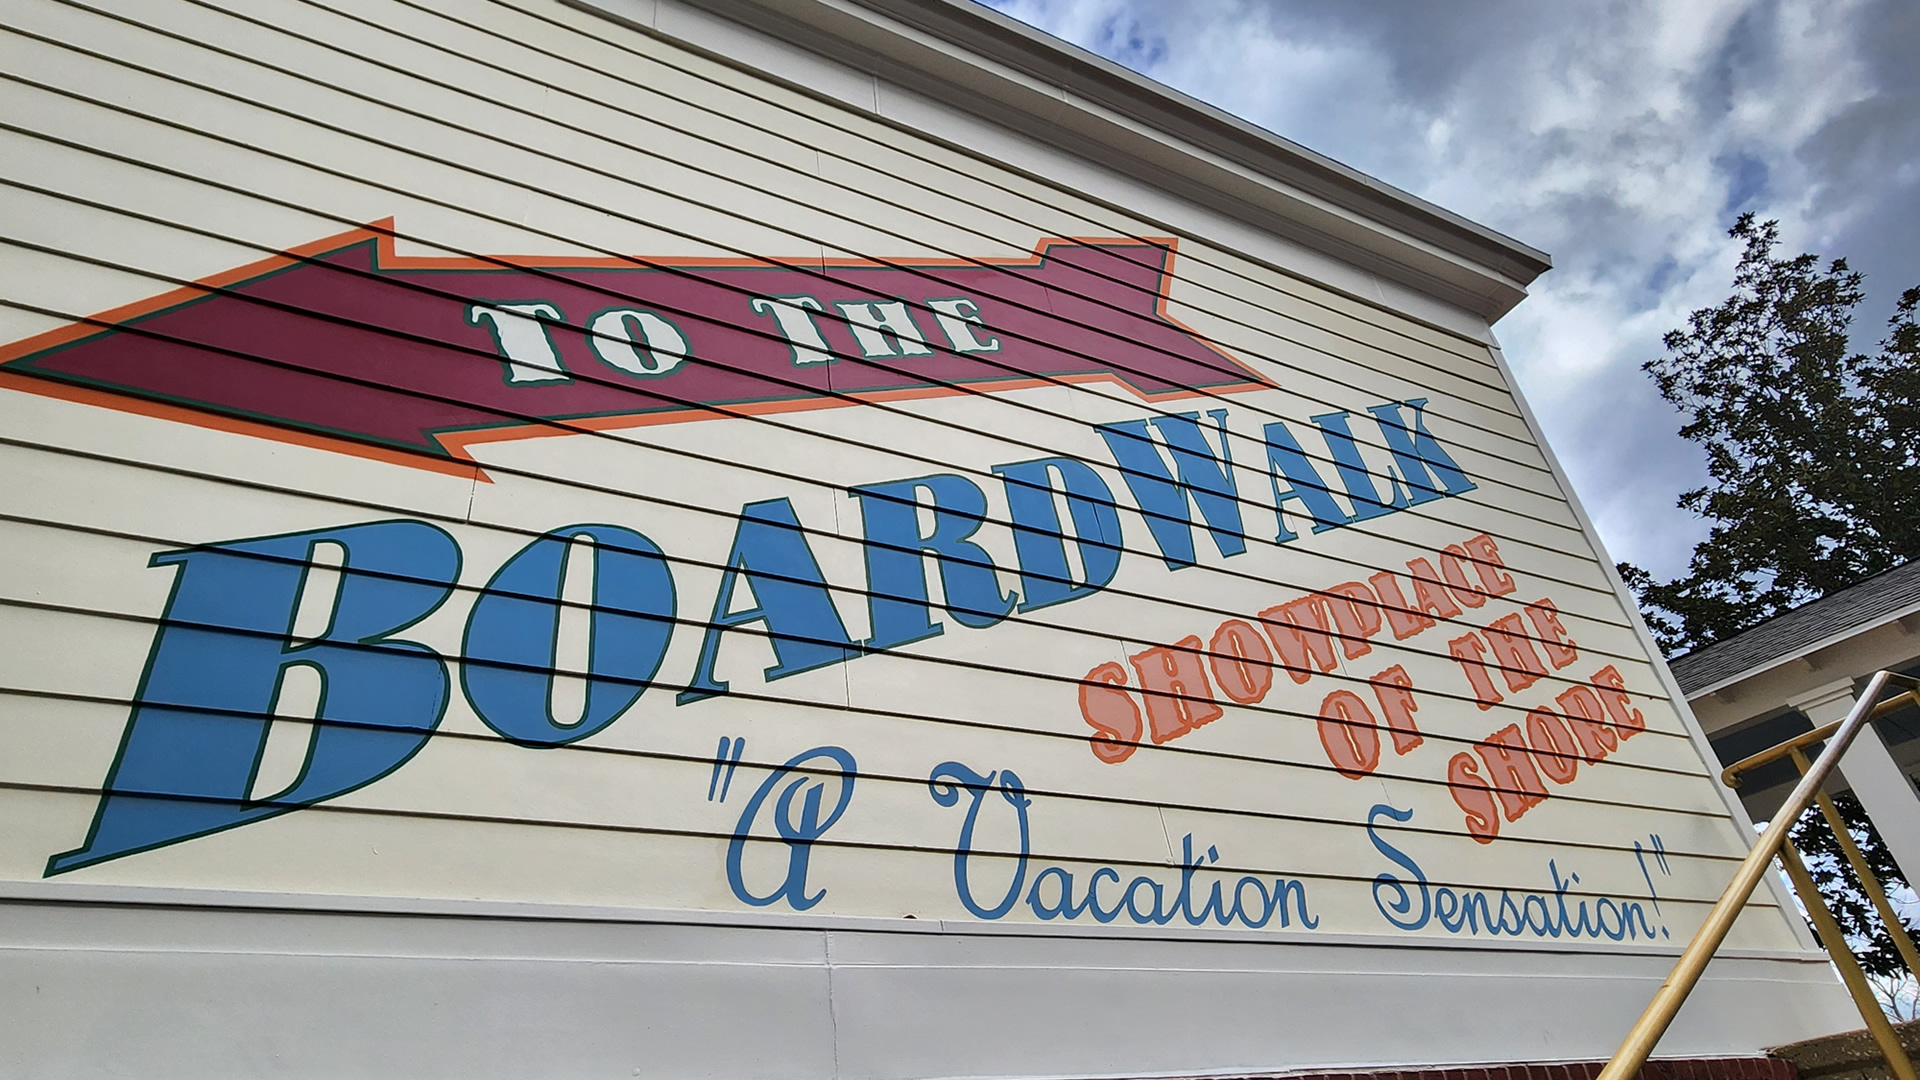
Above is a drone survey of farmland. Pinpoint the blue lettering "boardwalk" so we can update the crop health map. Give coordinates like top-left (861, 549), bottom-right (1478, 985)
top-left (50, 397), bottom-right (1476, 874)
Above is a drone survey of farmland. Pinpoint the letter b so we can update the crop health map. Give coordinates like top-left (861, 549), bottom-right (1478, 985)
top-left (47, 521), bottom-right (460, 874)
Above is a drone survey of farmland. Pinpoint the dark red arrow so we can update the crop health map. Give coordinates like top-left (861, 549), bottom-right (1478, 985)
top-left (0, 222), bottom-right (1269, 470)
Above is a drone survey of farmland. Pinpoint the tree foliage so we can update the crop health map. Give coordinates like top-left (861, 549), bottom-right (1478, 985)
top-left (1789, 791), bottom-right (1920, 981)
top-left (1623, 219), bottom-right (1920, 1006)
top-left (1619, 213), bottom-right (1920, 655)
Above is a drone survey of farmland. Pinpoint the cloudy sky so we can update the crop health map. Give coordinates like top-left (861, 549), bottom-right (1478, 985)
top-left (983, 0), bottom-right (1920, 581)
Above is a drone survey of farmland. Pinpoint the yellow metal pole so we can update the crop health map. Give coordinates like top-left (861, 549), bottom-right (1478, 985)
top-left (1788, 747), bottom-right (1920, 981)
top-left (1595, 670), bottom-right (1902, 1080)
top-left (1777, 839), bottom-right (1920, 1080)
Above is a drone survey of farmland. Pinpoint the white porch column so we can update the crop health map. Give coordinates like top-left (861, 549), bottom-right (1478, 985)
top-left (1791, 678), bottom-right (1920, 881)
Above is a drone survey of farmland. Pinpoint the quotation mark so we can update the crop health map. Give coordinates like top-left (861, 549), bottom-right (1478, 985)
top-left (1634, 833), bottom-right (1672, 916)
top-left (708, 735), bottom-right (746, 802)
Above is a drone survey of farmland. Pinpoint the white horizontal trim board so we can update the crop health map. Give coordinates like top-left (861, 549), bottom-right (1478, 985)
top-left (0, 890), bottom-right (1852, 1079)
top-left (0, 0), bottom-right (1843, 1074)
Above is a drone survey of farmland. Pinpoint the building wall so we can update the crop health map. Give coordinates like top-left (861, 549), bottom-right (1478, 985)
top-left (0, 0), bottom-right (1851, 1075)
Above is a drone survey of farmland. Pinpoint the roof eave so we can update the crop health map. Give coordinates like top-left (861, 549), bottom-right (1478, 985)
top-left (1677, 597), bottom-right (1920, 700)
top-left (642, 0), bottom-right (1552, 323)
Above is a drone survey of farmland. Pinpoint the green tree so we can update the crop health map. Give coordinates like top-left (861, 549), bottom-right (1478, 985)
top-left (1626, 217), bottom-right (1920, 1014)
top-left (1619, 213), bottom-right (1920, 656)
top-left (1788, 792), bottom-right (1920, 1018)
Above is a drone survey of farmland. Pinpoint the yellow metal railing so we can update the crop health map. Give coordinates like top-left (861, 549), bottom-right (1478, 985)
top-left (1597, 669), bottom-right (1920, 1080)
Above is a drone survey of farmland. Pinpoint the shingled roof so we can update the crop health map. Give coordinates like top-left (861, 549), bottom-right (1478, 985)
top-left (1668, 560), bottom-right (1920, 696)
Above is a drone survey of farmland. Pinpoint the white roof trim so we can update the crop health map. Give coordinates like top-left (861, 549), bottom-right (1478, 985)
top-left (574, 0), bottom-right (1552, 323)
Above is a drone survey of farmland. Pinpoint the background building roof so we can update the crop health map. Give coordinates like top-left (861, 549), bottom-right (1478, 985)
top-left (1669, 560), bottom-right (1920, 696)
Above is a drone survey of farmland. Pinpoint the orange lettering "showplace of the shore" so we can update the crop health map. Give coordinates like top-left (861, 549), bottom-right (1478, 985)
top-left (1078, 533), bottom-right (1515, 767)
top-left (1077, 534), bottom-right (1656, 844)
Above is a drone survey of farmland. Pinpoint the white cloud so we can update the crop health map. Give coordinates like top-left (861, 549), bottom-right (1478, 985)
top-left (984, 0), bottom-right (1918, 580)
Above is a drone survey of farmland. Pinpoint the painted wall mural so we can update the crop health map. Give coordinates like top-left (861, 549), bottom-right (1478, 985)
top-left (0, 222), bottom-right (1778, 950)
